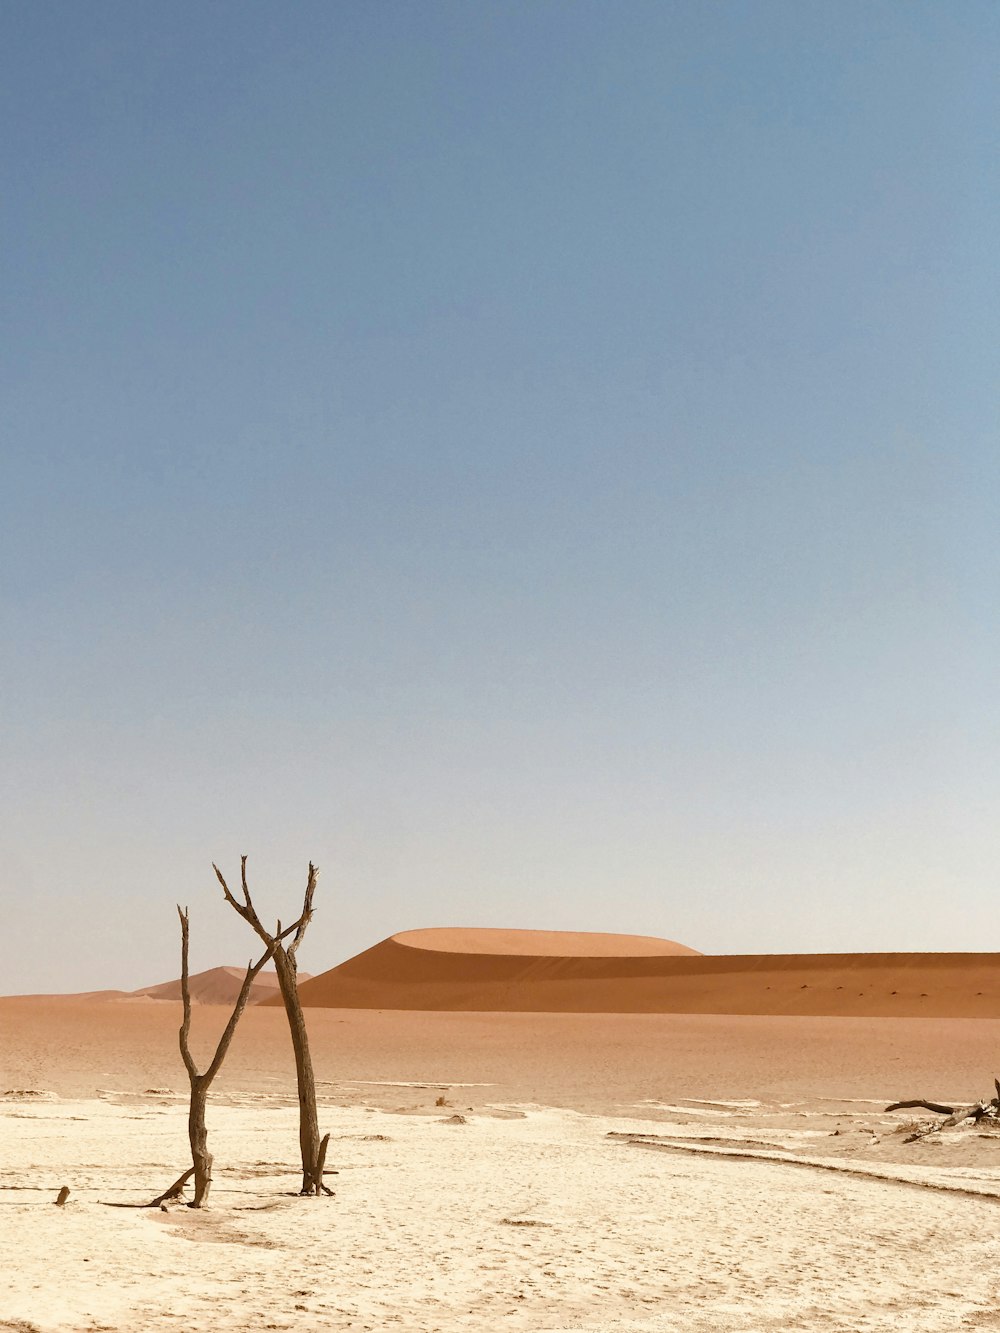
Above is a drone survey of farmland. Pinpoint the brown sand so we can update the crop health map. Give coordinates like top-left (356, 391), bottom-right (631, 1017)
top-left (4, 997), bottom-right (1000, 1111)
top-left (278, 928), bottom-right (1000, 1019)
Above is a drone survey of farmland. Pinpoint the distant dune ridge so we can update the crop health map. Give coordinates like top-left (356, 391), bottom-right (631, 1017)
top-left (264, 927), bottom-right (1000, 1019)
top-left (14, 967), bottom-right (311, 1006)
top-left (133, 965), bottom-right (311, 1006)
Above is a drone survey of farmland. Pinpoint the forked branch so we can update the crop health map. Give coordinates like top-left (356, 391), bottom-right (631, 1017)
top-left (214, 857), bottom-right (317, 962)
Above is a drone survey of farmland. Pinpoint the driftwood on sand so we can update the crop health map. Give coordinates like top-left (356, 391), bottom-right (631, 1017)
top-left (886, 1079), bottom-right (1000, 1143)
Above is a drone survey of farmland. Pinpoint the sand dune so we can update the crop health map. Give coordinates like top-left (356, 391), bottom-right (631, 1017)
top-left (10, 966), bottom-right (310, 1007)
top-left (279, 928), bottom-right (1000, 1018)
top-left (134, 964), bottom-right (295, 1006)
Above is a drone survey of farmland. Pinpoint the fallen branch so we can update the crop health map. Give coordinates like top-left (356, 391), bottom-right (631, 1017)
top-left (886, 1082), bottom-right (1000, 1143)
top-left (885, 1099), bottom-right (955, 1116)
top-left (615, 1134), bottom-right (1000, 1202)
top-left (101, 1167), bottom-right (197, 1209)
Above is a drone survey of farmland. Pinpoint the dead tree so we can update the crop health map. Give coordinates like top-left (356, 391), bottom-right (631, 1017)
top-left (214, 857), bottom-right (332, 1196)
top-left (176, 905), bottom-right (276, 1207)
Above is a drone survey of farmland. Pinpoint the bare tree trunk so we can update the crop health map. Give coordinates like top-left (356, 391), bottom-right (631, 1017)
top-left (187, 1077), bottom-right (213, 1207)
top-left (272, 949), bottom-right (322, 1192)
top-left (215, 858), bottom-right (333, 1196)
top-left (176, 905), bottom-right (275, 1208)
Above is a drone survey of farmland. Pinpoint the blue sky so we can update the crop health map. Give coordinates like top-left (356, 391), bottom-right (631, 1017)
top-left (3, 1), bottom-right (998, 992)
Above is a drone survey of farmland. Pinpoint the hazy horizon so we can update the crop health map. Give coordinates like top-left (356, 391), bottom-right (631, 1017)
top-left (3, 2), bottom-right (998, 994)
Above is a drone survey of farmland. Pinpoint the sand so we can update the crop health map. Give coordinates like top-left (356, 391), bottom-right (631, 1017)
top-left (4, 998), bottom-right (1000, 1331)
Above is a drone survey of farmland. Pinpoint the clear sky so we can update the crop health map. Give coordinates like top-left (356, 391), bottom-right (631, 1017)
top-left (3, 1), bottom-right (998, 993)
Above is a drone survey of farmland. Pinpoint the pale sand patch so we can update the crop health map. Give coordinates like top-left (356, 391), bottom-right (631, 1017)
top-left (4, 1095), bottom-right (1000, 1333)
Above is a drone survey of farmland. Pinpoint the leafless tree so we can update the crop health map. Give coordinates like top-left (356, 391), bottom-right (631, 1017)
top-left (174, 904), bottom-right (277, 1207)
top-left (214, 857), bottom-right (332, 1195)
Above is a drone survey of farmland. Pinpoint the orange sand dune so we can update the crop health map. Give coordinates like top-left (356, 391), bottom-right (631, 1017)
top-left (11, 966), bottom-right (310, 1007)
top-left (134, 965), bottom-right (291, 1006)
top-left (276, 928), bottom-right (1000, 1019)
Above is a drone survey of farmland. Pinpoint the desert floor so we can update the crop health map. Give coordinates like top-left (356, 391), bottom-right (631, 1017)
top-left (4, 1003), bottom-right (1000, 1331)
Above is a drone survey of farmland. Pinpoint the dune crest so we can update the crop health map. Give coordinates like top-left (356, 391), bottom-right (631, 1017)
top-left (393, 927), bottom-right (702, 957)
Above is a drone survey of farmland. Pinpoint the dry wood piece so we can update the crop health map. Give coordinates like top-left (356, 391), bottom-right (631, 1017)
top-left (312, 1133), bottom-right (331, 1194)
top-left (886, 1081), bottom-right (1000, 1143)
top-left (100, 1166), bottom-right (198, 1211)
top-left (215, 857), bottom-right (333, 1196)
top-left (150, 1166), bottom-right (196, 1207)
top-left (885, 1100), bottom-right (956, 1116)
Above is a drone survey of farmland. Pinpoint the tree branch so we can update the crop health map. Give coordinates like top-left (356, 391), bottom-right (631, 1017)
top-left (214, 860), bottom-right (309, 952)
top-left (288, 862), bottom-right (319, 959)
top-left (213, 863), bottom-right (258, 931)
top-left (885, 1099), bottom-right (955, 1116)
top-left (178, 902), bottom-right (275, 1085)
top-left (177, 906), bottom-right (198, 1081)
top-left (203, 944), bottom-right (276, 1084)
top-left (241, 854), bottom-right (253, 911)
